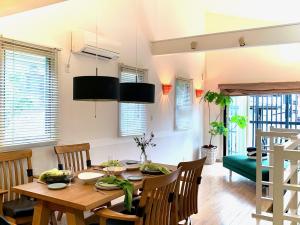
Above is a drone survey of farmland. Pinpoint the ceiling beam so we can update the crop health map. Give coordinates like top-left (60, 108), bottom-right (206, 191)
top-left (0, 0), bottom-right (65, 17)
top-left (151, 23), bottom-right (300, 55)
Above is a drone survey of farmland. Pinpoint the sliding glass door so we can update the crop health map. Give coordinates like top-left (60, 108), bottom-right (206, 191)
top-left (227, 94), bottom-right (300, 155)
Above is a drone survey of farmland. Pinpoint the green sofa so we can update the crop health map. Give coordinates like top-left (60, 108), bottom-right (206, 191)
top-left (223, 155), bottom-right (270, 182)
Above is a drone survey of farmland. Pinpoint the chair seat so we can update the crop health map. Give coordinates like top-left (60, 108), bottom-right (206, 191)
top-left (3, 197), bottom-right (36, 218)
top-left (89, 201), bottom-right (141, 225)
top-left (90, 219), bottom-right (134, 225)
top-left (0, 216), bottom-right (10, 225)
top-left (109, 196), bottom-right (141, 214)
top-left (106, 219), bottom-right (135, 225)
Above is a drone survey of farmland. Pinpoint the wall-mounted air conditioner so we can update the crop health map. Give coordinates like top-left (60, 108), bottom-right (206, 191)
top-left (72, 30), bottom-right (120, 60)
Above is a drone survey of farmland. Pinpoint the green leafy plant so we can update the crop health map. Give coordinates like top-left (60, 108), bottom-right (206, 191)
top-left (203, 91), bottom-right (247, 148)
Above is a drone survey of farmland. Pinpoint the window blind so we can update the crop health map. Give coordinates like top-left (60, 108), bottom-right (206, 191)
top-left (0, 37), bottom-right (58, 148)
top-left (119, 65), bottom-right (147, 136)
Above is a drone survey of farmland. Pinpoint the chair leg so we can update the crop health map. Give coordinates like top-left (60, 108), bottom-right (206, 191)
top-left (57, 211), bottom-right (63, 221)
top-left (50, 212), bottom-right (58, 225)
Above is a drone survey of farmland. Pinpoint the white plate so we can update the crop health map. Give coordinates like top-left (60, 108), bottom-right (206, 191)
top-left (127, 175), bottom-right (143, 181)
top-left (125, 164), bottom-right (140, 171)
top-left (78, 172), bottom-right (104, 184)
top-left (102, 167), bottom-right (126, 175)
top-left (48, 183), bottom-right (67, 190)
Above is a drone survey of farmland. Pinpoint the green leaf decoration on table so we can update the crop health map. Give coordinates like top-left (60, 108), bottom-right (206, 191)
top-left (100, 160), bottom-right (122, 167)
top-left (140, 163), bottom-right (171, 174)
top-left (39, 168), bottom-right (70, 182)
top-left (96, 176), bottom-right (134, 211)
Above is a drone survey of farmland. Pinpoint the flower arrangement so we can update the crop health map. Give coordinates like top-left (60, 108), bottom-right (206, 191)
top-left (133, 132), bottom-right (156, 163)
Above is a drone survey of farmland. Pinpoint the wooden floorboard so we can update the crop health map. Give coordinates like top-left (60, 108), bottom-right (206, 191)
top-left (191, 163), bottom-right (271, 225)
top-left (57, 163), bottom-right (272, 225)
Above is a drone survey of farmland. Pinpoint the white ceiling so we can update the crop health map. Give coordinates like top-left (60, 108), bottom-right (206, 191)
top-left (2, 0), bottom-right (300, 41)
top-left (3, 0), bottom-right (300, 23)
top-left (0, 0), bottom-right (64, 17)
top-left (140, 0), bottom-right (300, 41)
top-left (200, 0), bottom-right (300, 23)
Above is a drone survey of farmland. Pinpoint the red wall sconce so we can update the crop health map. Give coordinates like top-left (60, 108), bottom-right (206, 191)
top-left (162, 84), bottom-right (172, 95)
top-left (195, 89), bottom-right (204, 98)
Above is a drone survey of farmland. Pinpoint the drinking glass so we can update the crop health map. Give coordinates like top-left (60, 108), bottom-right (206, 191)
top-left (67, 166), bottom-right (75, 186)
top-left (107, 154), bottom-right (115, 176)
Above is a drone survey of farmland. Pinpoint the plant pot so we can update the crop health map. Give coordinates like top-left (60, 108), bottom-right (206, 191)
top-left (201, 146), bottom-right (218, 165)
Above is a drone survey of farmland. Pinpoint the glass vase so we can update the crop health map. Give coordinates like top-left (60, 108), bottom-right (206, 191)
top-left (140, 151), bottom-right (148, 164)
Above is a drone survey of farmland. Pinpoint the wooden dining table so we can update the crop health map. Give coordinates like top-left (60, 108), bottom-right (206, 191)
top-left (12, 164), bottom-right (176, 225)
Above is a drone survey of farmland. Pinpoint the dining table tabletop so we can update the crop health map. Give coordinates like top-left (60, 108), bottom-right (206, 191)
top-left (12, 163), bottom-right (177, 225)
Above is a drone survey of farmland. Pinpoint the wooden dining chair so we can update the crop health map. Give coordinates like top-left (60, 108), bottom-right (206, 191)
top-left (176, 157), bottom-right (206, 225)
top-left (94, 168), bottom-right (181, 225)
top-left (54, 143), bottom-right (92, 172)
top-left (0, 149), bottom-right (57, 225)
top-left (54, 143), bottom-right (93, 221)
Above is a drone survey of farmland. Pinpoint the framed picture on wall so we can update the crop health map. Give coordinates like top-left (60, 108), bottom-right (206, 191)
top-left (175, 77), bottom-right (193, 130)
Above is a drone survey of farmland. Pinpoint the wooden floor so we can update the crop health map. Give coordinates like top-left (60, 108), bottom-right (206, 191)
top-left (58, 163), bottom-right (272, 225)
top-left (192, 163), bottom-right (262, 225)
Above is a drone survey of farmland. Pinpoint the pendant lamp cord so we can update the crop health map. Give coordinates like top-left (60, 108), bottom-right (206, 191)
top-left (135, 0), bottom-right (138, 83)
top-left (94, 7), bottom-right (99, 119)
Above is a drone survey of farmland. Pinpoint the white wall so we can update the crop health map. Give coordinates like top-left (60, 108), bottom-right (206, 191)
top-left (204, 13), bottom-right (300, 158)
top-left (0, 0), bottom-right (205, 173)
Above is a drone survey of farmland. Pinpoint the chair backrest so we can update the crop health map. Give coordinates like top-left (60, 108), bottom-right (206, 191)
top-left (138, 168), bottom-right (181, 225)
top-left (54, 143), bottom-right (91, 172)
top-left (0, 149), bottom-right (33, 201)
top-left (177, 157), bottom-right (206, 221)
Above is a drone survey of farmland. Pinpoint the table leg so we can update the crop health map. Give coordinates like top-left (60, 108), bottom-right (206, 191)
top-left (66, 209), bottom-right (85, 225)
top-left (32, 200), bottom-right (50, 225)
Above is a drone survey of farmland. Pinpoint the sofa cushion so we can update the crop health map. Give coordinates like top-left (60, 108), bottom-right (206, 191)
top-left (223, 155), bottom-right (270, 182)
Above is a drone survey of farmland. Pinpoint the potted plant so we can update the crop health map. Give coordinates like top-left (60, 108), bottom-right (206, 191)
top-left (133, 132), bottom-right (156, 164)
top-left (202, 91), bottom-right (247, 164)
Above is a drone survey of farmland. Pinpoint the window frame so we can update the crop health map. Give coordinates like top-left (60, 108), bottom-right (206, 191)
top-left (118, 64), bottom-right (149, 137)
top-left (225, 94), bottom-right (300, 156)
top-left (0, 37), bottom-right (59, 150)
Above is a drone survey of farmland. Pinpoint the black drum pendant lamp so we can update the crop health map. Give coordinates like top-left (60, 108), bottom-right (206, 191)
top-left (119, 0), bottom-right (155, 104)
top-left (73, 11), bottom-right (120, 102)
top-left (73, 73), bottom-right (119, 101)
top-left (120, 82), bottom-right (155, 103)
top-left (73, 68), bottom-right (119, 118)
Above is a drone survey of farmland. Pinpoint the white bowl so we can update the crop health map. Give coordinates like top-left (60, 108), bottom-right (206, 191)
top-left (103, 166), bottom-right (126, 175)
top-left (125, 164), bottom-right (140, 171)
top-left (78, 172), bottom-right (104, 184)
